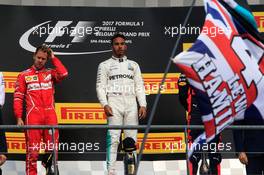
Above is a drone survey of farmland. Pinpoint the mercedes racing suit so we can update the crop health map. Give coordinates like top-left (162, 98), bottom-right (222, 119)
top-left (178, 74), bottom-right (221, 175)
top-left (13, 57), bottom-right (68, 175)
top-left (96, 56), bottom-right (146, 173)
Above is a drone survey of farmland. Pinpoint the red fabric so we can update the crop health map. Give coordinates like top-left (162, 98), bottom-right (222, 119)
top-left (187, 88), bottom-right (192, 141)
top-left (13, 57), bottom-right (68, 175)
top-left (188, 160), bottom-right (193, 175)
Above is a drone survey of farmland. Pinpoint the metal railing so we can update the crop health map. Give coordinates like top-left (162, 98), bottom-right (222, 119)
top-left (1, 124), bottom-right (264, 175)
top-left (2, 124), bottom-right (264, 130)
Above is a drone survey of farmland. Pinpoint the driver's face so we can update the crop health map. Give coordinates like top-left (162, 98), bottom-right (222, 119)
top-left (112, 37), bottom-right (127, 58)
top-left (33, 50), bottom-right (48, 69)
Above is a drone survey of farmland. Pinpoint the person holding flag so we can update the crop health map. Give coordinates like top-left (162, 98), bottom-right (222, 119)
top-left (173, 0), bottom-right (264, 161)
top-left (221, 0), bottom-right (264, 174)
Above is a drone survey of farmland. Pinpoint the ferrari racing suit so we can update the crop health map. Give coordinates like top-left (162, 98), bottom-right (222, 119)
top-left (96, 56), bottom-right (146, 173)
top-left (13, 57), bottom-right (68, 175)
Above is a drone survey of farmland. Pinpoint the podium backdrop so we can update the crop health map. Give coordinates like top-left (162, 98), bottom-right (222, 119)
top-left (0, 4), bottom-right (263, 160)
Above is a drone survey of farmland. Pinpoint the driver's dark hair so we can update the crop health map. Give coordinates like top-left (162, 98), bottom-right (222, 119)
top-left (34, 44), bottom-right (51, 58)
top-left (111, 33), bottom-right (126, 45)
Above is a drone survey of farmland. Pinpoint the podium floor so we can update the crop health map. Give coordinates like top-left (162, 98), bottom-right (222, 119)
top-left (1, 159), bottom-right (246, 175)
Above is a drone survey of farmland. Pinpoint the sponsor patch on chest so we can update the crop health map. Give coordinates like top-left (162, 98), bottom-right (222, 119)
top-left (128, 63), bottom-right (134, 71)
top-left (109, 74), bottom-right (134, 80)
top-left (25, 75), bottom-right (38, 83)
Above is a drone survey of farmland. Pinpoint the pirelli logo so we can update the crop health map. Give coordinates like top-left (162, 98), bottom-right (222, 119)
top-left (55, 103), bottom-right (107, 124)
top-left (2, 72), bottom-right (19, 93)
top-left (254, 12), bottom-right (264, 32)
top-left (6, 132), bottom-right (26, 154)
top-left (136, 133), bottom-right (186, 154)
top-left (143, 73), bottom-right (180, 95)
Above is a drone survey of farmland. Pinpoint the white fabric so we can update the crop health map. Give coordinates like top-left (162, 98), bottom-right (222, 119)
top-left (96, 56), bottom-right (146, 172)
top-left (0, 72), bottom-right (5, 107)
top-left (107, 96), bottom-right (138, 172)
top-left (96, 56), bottom-right (147, 107)
top-left (223, 0), bottom-right (238, 9)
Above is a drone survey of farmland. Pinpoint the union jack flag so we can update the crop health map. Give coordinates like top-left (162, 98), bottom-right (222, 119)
top-left (173, 0), bottom-right (264, 156)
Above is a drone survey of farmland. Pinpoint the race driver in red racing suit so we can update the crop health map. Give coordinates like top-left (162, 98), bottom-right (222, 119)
top-left (178, 74), bottom-right (221, 175)
top-left (13, 45), bottom-right (68, 175)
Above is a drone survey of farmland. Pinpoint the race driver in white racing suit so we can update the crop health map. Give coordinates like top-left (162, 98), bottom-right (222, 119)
top-left (96, 33), bottom-right (147, 175)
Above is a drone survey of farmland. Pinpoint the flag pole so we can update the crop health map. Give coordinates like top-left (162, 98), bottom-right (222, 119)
top-left (135, 0), bottom-right (196, 174)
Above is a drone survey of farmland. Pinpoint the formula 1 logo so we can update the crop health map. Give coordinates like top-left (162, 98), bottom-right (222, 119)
top-left (19, 21), bottom-right (112, 55)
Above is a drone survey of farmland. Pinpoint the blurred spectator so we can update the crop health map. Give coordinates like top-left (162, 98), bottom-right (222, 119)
top-left (0, 72), bottom-right (7, 175)
top-left (233, 106), bottom-right (264, 175)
